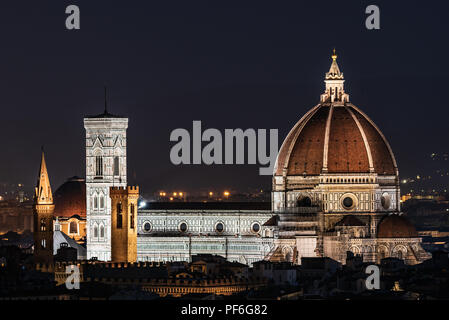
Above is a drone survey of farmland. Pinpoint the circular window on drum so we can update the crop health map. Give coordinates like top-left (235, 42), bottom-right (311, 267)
top-left (215, 222), bottom-right (225, 233)
top-left (341, 193), bottom-right (357, 210)
top-left (179, 222), bottom-right (188, 233)
top-left (251, 222), bottom-right (261, 234)
top-left (381, 193), bottom-right (391, 210)
top-left (143, 221), bottom-right (152, 233)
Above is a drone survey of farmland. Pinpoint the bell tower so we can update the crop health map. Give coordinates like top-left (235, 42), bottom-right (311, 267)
top-left (110, 186), bottom-right (139, 263)
top-left (33, 150), bottom-right (55, 265)
top-left (84, 93), bottom-right (128, 261)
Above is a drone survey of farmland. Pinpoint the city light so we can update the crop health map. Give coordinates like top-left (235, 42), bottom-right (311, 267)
top-left (169, 197), bottom-right (174, 201)
top-left (209, 192), bottom-right (213, 196)
top-left (223, 191), bottom-right (230, 197)
top-left (138, 201), bottom-right (146, 209)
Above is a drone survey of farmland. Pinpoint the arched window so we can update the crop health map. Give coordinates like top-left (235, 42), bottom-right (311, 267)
top-left (41, 239), bottom-right (46, 248)
top-left (94, 226), bottom-right (98, 238)
top-left (130, 204), bottom-right (135, 229)
top-left (69, 221), bottom-right (78, 234)
top-left (113, 156), bottom-right (120, 176)
top-left (117, 203), bottom-right (123, 229)
top-left (95, 156), bottom-right (103, 176)
top-left (100, 225), bottom-right (104, 238)
top-left (100, 195), bottom-right (104, 209)
top-left (94, 196), bottom-right (98, 209)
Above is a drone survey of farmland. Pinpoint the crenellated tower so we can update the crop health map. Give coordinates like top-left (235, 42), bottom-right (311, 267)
top-left (33, 150), bottom-right (55, 265)
top-left (110, 186), bottom-right (139, 263)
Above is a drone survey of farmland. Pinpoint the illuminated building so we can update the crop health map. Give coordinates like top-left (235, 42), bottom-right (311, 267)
top-left (43, 51), bottom-right (430, 267)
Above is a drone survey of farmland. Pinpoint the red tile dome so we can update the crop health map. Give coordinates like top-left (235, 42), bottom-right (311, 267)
top-left (53, 176), bottom-right (86, 218)
top-left (274, 103), bottom-right (398, 177)
top-left (377, 214), bottom-right (417, 238)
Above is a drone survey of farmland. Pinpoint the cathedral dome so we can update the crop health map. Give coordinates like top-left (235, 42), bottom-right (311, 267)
top-left (274, 104), bottom-right (397, 176)
top-left (377, 214), bottom-right (417, 238)
top-left (274, 52), bottom-right (398, 177)
top-left (53, 176), bottom-right (86, 218)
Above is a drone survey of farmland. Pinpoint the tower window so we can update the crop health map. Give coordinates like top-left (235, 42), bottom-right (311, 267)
top-left (94, 196), bottom-right (98, 209)
top-left (94, 226), bottom-right (98, 238)
top-left (41, 239), bottom-right (46, 248)
top-left (95, 156), bottom-right (103, 176)
top-left (100, 196), bottom-right (104, 209)
top-left (117, 203), bottom-right (123, 229)
top-left (130, 204), bottom-right (135, 229)
top-left (100, 225), bottom-right (104, 238)
top-left (113, 156), bottom-right (120, 176)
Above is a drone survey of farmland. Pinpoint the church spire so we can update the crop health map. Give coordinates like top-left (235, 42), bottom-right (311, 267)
top-left (35, 149), bottom-right (53, 205)
top-left (320, 49), bottom-right (349, 103)
top-left (326, 48), bottom-right (343, 80)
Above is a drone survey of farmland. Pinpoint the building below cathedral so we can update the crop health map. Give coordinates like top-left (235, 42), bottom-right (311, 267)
top-left (35, 50), bottom-right (430, 267)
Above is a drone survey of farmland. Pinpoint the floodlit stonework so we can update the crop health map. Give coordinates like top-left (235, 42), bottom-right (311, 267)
top-left (84, 108), bottom-right (128, 261)
top-left (68, 51), bottom-right (429, 266)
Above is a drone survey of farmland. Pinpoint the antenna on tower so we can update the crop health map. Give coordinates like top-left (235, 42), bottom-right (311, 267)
top-left (104, 86), bottom-right (108, 114)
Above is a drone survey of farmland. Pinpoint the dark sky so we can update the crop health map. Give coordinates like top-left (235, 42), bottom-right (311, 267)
top-left (0, 1), bottom-right (448, 196)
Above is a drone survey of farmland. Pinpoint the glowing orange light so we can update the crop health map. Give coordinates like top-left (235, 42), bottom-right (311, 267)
top-left (169, 197), bottom-right (173, 201)
top-left (223, 191), bottom-right (230, 197)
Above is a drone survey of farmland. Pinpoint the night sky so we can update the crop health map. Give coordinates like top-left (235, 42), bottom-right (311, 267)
top-left (1, 1), bottom-right (448, 196)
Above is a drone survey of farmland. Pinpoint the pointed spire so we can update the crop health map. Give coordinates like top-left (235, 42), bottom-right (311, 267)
top-left (326, 48), bottom-right (343, 80)
top-left (35, 149), bottom-right (53, 205)
top-left (320, 49), bottom-right (349, 103)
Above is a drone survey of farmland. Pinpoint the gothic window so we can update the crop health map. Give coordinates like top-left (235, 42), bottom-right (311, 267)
top-left (94, 196), bottom-right (98, 209)
top-left (100, 225), bottom-right (104, 238)
top-left (94, 226), bottom-right (98, 238)
top-left (100, 195), bottom-right (104, 209)
top-left (69, 221), bottom-right (77, 234)
top-left (117, 203), bottom-right (123, 229)
top-left (130, 204), bottom-right (135, 229)
top-left (41, 239), bottom-right (46, 248)
top-left (113, 156), bottom-right (120, 176)
top-left (95, 156), bottom-right (103, 176)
